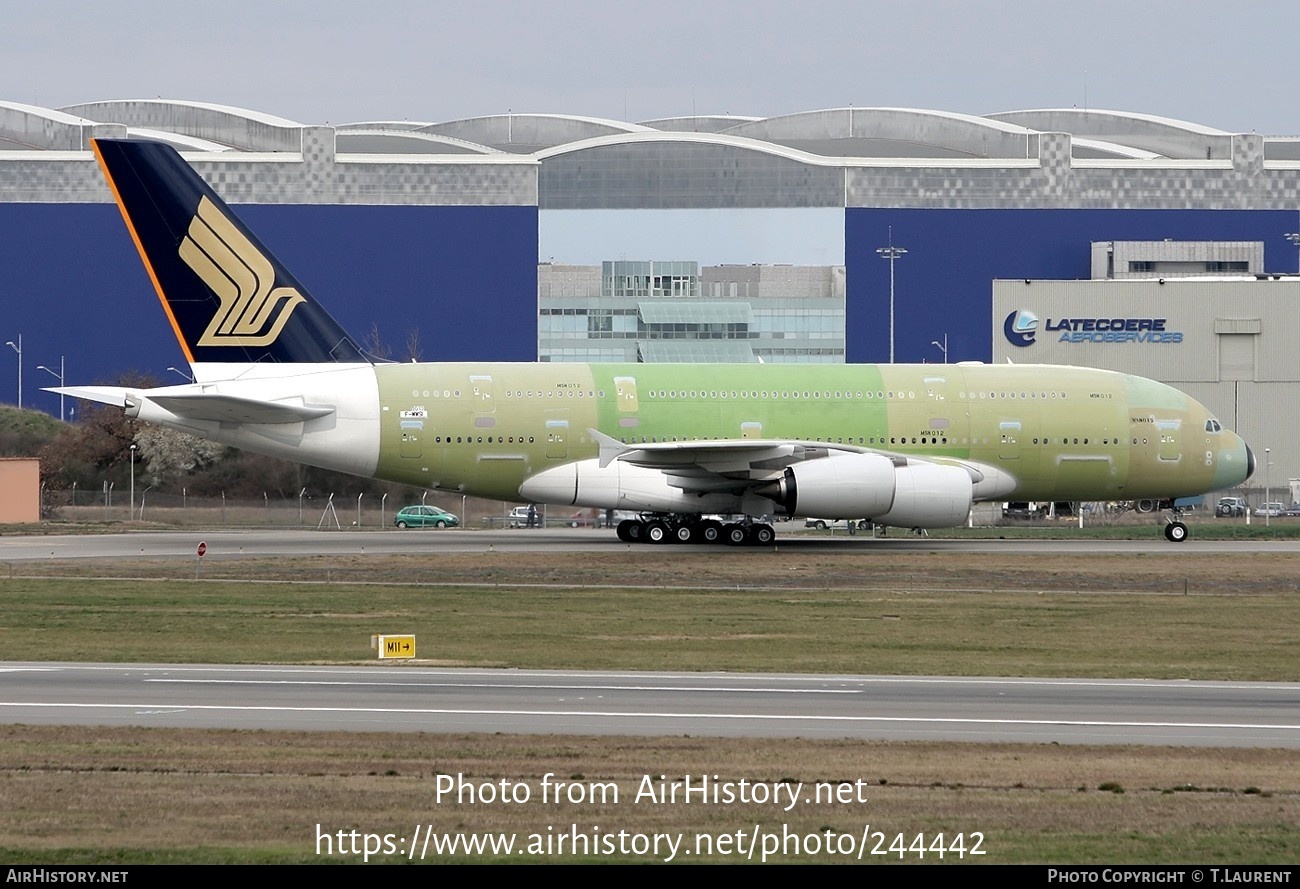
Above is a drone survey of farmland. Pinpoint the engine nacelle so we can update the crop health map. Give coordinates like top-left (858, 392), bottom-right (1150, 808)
top-left (872, 462), bottom-right (973, 528)
top-left (757, 453), bottom-right (897, 518)
top-left (758, 454), bottom-right (973, 528)
top-left (519, 459), bottom-right (742, 514)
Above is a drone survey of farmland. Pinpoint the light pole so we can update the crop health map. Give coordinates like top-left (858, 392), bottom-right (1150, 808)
top-left (4, 335), bottom-right (20, 408)
top-left (1285, 233), bottom-right (1300, 273)
top-left (930, 334), bottom-right (948, 363)
top-left (876, 228), bottom-right (907, 363)
top-left (167, 366), bottom-right (193, 382)
top-left (1265, 447), bottom-right (1272, 527)
top-left (129, 443), bottom-right (137, 522)
top-left (36, 357), bottom-right (64, 421)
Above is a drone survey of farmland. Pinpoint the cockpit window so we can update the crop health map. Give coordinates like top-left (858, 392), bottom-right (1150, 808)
top-left (1205, 419), bottom-right (1222, 433)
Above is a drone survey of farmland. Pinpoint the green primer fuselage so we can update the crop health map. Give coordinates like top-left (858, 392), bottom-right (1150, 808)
top-left (372, 361), bottom-right (1245, 505)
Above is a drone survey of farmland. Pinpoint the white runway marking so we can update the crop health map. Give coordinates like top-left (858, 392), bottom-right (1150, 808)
top-left (0, 701), bottom-right (1295, 733)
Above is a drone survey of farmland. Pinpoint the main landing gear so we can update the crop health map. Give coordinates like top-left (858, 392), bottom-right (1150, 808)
top-left (615, 515), bottom-right (776, 546)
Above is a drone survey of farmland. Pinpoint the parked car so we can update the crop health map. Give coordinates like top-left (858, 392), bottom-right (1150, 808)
top-left (394, 505), bottom-right (460, 528)
top-left (805, 518), bottom-right (870, 531)
top-left (508, 504), bottom-right (542, 527)
top-left (1215, 497), bottom-right (1249, 517)
top-left (1253, 502), bottom-right (1285, 518)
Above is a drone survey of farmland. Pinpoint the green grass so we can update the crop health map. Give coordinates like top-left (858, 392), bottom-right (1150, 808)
top-left (1, 572), bottom-right (1296, 679)
top-left (0, 404), bottom-right (64, 442)
top-left (0, 728), bottom-right (1296, 864)
top-left (1, 551), bottom-right (1297, 864)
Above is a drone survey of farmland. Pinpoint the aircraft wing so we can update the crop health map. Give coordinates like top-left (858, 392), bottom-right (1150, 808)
top-left (587, 429), bottom-right (1011, 499)
top-left (51, 386), bottom-right (335, 425)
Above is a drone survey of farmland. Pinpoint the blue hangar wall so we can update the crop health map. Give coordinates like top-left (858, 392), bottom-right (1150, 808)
top-left (0, 203), bottom-right (538, 417)
top-left (845, 209), bottom-right (1297, 365)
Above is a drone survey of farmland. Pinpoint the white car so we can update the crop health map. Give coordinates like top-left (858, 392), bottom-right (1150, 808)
top-left (804, 518), bottom-right (870, 532)
top-left (508, 505), bottom-right (542, 527)
top-left (1253, 502), bottom-right (1285, 518)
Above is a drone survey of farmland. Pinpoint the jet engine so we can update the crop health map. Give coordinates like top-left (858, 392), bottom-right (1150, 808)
top-left (757, 453), bottom-right (973, 528)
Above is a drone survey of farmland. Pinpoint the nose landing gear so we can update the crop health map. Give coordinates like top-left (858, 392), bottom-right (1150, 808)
top-left (1161, 501), bottom-right (1189, 542)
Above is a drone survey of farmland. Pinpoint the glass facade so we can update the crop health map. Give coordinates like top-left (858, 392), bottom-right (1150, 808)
top-left (538, 261), bottom-right (846, 363)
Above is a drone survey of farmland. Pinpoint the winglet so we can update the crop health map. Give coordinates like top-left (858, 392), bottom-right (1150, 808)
top-left (589, 428), bottom-right (627, 468)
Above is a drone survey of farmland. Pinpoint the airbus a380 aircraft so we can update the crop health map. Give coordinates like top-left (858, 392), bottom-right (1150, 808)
top-left (55, 139), bottom-right (1254, 545)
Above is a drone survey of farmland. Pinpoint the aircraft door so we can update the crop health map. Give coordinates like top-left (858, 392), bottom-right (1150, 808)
top-left (399, 422), bottom-right (422, 459)
top-left (1157, 418), bottom-right (1181, 462)
top-left (545, 413), bottom-right (569, 459)
top-left (614, 376), bottom-right (640, 429)
top-left (999, 420), bottom-right (1022, 460)
top-left (470, 374), bottom-right (495, 430)
top-left (397, 405), bottom-right (428, 460)
top-left (614, 376), bottom-right (638, 412)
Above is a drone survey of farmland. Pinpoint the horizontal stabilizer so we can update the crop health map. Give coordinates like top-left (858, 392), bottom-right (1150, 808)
top-left (50, 386), bottom-right (334, 425)
top-left (47, 386), bottom-right (130, 407)
top-left (146, 394), bottom-right (335, 424)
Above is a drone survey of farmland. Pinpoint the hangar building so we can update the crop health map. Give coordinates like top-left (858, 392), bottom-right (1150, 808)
top-left (2, 98), bottom-right (1298, 459)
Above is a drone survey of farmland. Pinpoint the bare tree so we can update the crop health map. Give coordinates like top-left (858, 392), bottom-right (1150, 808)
top-left (405, 326), bottom-right (423, 362)
top-left (363, 322), bottom-right (392, 361)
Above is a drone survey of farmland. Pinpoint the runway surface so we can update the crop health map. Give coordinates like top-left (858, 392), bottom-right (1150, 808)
top-left (3, 529), bottom-right (1296, 748)
top-left (2, 663), bottom-right (1298, 747)
top-left (0, 527), bottom-right (1296, 561)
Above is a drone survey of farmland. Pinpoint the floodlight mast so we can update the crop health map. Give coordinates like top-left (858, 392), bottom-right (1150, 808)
top-left (876, 228), bottom-right (907, 363)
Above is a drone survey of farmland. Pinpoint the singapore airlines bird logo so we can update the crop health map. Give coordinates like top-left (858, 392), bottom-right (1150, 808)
top-left (179, 197), bottom-right (305, 346)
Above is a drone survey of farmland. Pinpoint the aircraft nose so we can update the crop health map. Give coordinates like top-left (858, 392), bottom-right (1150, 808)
top-left (1245, 443), bottom-right (1257, 480)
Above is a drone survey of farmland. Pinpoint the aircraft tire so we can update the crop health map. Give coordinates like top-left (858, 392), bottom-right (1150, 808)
top-left (723, 523), bottom-right (748, 546)
top-left (1164, 521), bottom-right (1188, 542)
top-left (646, 521), bottom-right (670, 544)
top-left (750, 524), bottom-right (775, 545)
top-left (674, 523), bottom-right (694, 544)
top-left (616, 520), bottom-right (640, 542)
top-left (699, 521), bottom-right (721, 543)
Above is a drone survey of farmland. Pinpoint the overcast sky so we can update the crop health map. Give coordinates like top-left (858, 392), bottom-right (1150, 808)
top-left (5, 0), bottom-right (1298, 134)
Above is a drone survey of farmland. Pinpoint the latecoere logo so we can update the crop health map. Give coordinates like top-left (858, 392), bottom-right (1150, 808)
top-left (1003, 309), bottom-right (1039, 347)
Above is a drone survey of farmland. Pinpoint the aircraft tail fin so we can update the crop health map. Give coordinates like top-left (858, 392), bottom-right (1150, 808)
top-left (91, 138), bottom-right (367, 368)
